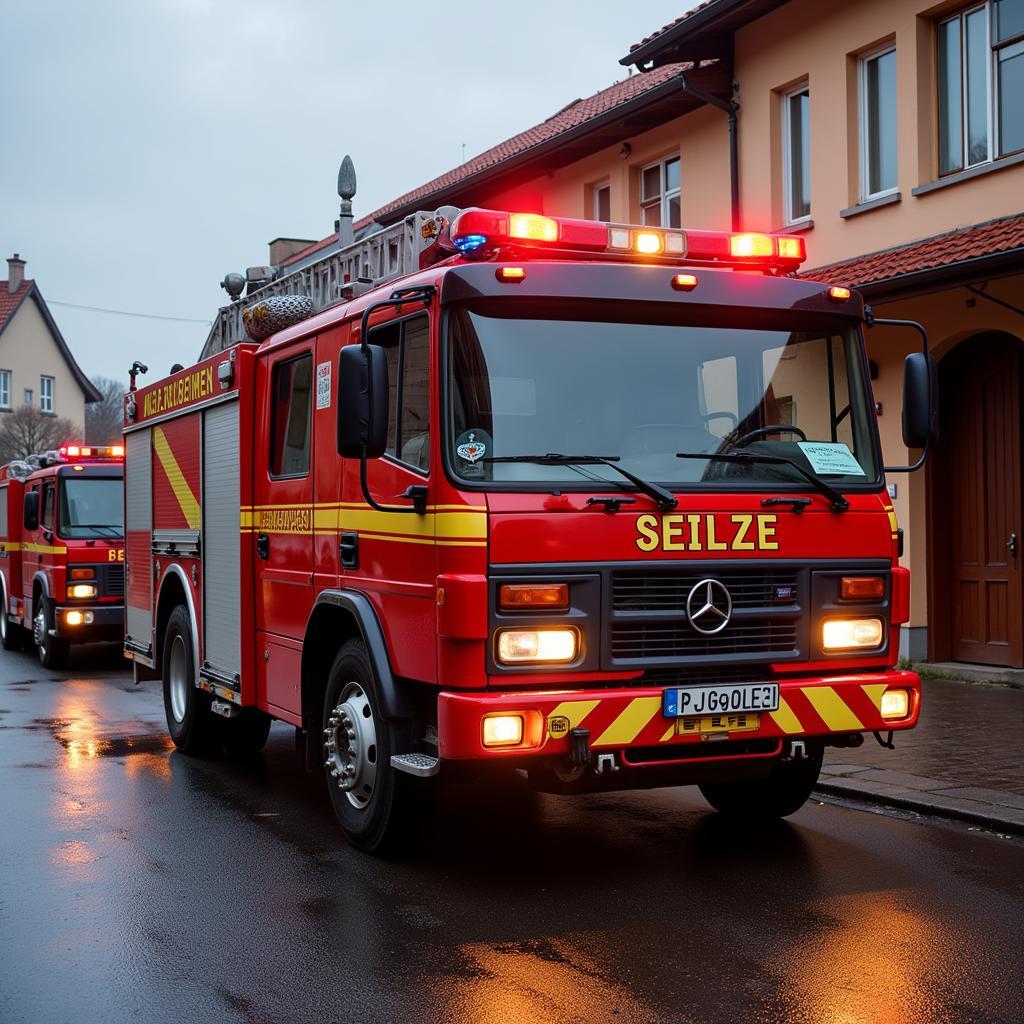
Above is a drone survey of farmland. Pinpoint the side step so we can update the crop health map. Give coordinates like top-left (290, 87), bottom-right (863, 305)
top-left (391, 753), bottom-right (440, 778)
top-left (211, 699), bottom-right (240, 719)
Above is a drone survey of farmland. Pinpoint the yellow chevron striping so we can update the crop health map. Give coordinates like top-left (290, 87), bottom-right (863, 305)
top-left (802, 686), bottom-right (864, 731)
top-left (594, 696), bottom-right (662, 747)
top-left (769, 697), bottom-right (804, 735)
top-left (548, 699), bottom-right (600, 731)
top-left (659, 723), bottom-right (676, 743)
top-left (860, 683), bottom-right (889, 710)
top-left (152, 426), bottom-right (200, 529)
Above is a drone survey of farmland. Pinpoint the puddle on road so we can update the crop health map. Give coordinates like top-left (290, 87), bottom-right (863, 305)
top-left (27, 715), bottom-right (174, 763)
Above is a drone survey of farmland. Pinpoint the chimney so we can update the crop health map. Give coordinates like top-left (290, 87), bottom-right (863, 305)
top-left (7, 254), bottom-right (25, 294)
top-left (268, 238), bottom-right (316, 266)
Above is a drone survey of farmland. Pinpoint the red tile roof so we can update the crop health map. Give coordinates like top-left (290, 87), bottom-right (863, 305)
top-left (630, 1), bottom-right (721, 52)
top-left (0, 279), bottom-right (32, 332)
top-left (804, 213), bottom-right (1024, 290)
top-left (282, 63), bottom-right (691, 269)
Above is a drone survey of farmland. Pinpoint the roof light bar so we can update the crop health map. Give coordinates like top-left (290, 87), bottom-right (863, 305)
top-left (58, 443), bottom-right (125, 461)
top-left (828, 285), bottom-right (853, 302)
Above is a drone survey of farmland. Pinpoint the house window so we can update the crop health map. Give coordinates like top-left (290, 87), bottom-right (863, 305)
top-left (860, 46), bottom-right (898, 199)
top-left (40, 376), bottom-right (54, 414)
top-left (782, 84), bottom-right (811, 223)
top-left (0, 371), bottom-right (9, 410)
top-left (593, 180), bottom-right (611, 222)
top-left (23, 388), bottom-right (32, 406)
top-left (367, 313), bottom-right (431, 474)
top-left (640, 156), bottom-right (681, 228)
top-left (269, 353), bottom-right (312, 478)
top-left (939, 2), bottom-right (1024, 176)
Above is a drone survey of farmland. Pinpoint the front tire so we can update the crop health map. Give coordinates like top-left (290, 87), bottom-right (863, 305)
top-left (34, 599), bottom-right (68, 669)
top-left (699, 741), bottom-right (824, 819)
top-left (162, 605), bottom-right (215, 754)
top-left (322, 639), bottom-right (409, 853)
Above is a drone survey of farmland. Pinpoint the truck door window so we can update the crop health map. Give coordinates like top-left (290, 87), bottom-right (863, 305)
top-left (270, 353), bottom-right (313, 478)
top-left (42, 482), bottom-right (55, 531)
top-left (368, 313), bottom-right (430, 474)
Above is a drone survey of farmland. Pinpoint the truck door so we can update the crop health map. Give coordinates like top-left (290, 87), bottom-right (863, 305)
top-left (253, 342), bottom-right (316, 717)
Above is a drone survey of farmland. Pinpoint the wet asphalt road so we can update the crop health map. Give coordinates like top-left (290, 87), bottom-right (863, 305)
top-left (1, 647), bottom-right (1023, 1024)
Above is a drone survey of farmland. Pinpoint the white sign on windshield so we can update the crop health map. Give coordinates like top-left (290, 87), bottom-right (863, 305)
top-left (797, 441), bottom-right (865, 476)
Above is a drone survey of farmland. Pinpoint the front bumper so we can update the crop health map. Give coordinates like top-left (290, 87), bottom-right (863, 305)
top-left (53, 604), bottom-right (124, 642)
top-left (437, 670), bottom-right (920, 761)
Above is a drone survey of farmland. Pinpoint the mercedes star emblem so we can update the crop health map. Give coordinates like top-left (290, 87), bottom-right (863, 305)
top-left (686, 578), bottom-right (733, 635)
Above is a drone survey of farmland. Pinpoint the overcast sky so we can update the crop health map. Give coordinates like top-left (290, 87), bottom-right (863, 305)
top-left (2, 0), bottom-right (690, 389)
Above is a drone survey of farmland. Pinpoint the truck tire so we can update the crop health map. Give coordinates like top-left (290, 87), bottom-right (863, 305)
top-left (221, 708), bottom-right (272, 757)
top-left (698, 741), bottom-right (824, 819)
top-left (34, 599), bottom-right (68, 669)
top-left (162, 605), bottom-right (215, 754)
top-left (322, 639), bottom-right (410, 853)
top-left (0, 591), bottom-right (25, 651)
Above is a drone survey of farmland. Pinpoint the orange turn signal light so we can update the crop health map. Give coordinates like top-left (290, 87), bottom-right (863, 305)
top-left (828, 285), bottom-right (852, 301)
top-left (70, 568), bottom-right (96, 580)
top-left (499, 583), bottom-right (569, 611)
top-left (496, 266), bottom-right (526, 283)
top-left (841, 576), bottom-right (885, 600)
top-left (671, 273), bottom-right (698, 291)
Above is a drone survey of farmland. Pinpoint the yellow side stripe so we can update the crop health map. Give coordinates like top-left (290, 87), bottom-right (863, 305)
top-left (548, 700), bottom-right (601, 732)
top-left (594, 696), bottom-right (661, 747)
top-left (768, 698), bottom-right (804, 735)
top-left (861, 683), bottom-right (888, 711)
top-left (802, 686), bottom-right (864, 731)
top-left (152, 426), bottom-right (200, 529)
top-left (659, 723), bottom-right (676, 743)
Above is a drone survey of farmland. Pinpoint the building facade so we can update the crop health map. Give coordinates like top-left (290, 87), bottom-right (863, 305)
top-left (1, 255), bottom-right (101, 435)
top-left (212, 0), bottom-right (1023, 668)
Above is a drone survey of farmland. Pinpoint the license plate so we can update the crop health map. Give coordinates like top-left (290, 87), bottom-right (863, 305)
top-left (679, 713), bottom-right (761, 736)
top-left (663, 683), bottom-right (779, 717)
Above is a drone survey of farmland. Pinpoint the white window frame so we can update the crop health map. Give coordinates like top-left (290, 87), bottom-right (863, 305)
top-left (859, 44), bottom-right (899, 201)
top-left (0, 370), bottom-right (9, 410)
top-left (23, 388), bottom-right (33, 406)
top-left (592, 179), bottom-right (611, 222)
top-left (781, 82), bottom-right (811, 225)
top-left (639, 156), bottom-right (681, 228)
top-left (40, 375), bottom-right (54, 414)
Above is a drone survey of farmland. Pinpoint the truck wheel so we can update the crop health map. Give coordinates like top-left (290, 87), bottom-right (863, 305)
top-left (322, 639), bottom-right (409, 853)
top-left (0, 592), bottom-right (24, 652)
top-left (221, 708), bottom-right (272, 757)
top-left (699, 742), bottom-right (824, 819)
top-left (162, 605), bottom-right (214, 754)
top-left (34, 600), bottom-right (68, 669)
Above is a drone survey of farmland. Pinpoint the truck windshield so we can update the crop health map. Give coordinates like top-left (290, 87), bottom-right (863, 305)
top-left (58, 478), bottom-right (124, 538)
top-left (447, 307), bottom-right (879, 491)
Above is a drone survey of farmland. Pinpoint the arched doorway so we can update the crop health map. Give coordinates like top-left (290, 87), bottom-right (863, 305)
top-left (930, 332), bottom-right (1024, 667)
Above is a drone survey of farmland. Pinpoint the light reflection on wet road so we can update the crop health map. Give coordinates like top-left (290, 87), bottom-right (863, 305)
top-left (1, 647), bottom-right (1022, 1024)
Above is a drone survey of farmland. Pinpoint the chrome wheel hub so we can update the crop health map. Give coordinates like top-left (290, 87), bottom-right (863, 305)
top-left (168, 635), bottom-right (188, 723)
top-left (324, 682), bottom-right (377, 809)
top-left (33, 608), bottom-right (46, 647)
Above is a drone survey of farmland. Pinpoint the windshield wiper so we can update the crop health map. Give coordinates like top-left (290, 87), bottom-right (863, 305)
top-left (485, 453), bottom-right (678, 512)
top-left (675, 451), bottom-right (850, 512)
top-left (71, 523), bottom-right (122, 538)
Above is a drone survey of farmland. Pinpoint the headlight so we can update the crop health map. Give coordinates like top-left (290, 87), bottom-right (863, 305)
top-left (496, 628), bottom-right (578, 664)
top-left (822, 618), bottom-right (883, 651)
top-left (67, 583), bottom-right (97, 599)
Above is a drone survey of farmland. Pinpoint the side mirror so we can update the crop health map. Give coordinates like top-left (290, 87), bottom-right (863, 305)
top-left (902, 351), bottom-right (938, 450)
top-left (23, 491), bottom-right (39, 532)
top-left (337, 344), bottom-right (389, 458)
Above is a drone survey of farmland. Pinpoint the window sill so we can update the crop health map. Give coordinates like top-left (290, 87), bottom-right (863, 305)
top-left (840, 192), bottom-right (901, 218)
top-left (912, 151), bottom-right (1024, 196)
top-left (778, 218), bottom-right (814, 234)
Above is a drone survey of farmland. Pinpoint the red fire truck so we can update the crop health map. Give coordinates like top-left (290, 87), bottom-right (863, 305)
top-left (0, 445), bottom-right (125, 667)
top-left (123, 207), bottom-right (934, 850)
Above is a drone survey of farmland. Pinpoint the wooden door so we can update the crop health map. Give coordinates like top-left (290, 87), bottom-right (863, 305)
top-left (944, 335), bottom-right (1023, 667)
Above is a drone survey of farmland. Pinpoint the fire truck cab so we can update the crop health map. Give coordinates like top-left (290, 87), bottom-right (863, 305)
top-left (124, 208), bottom-right (935, 851)
top-left (0, 445), bottom-right (125, 667)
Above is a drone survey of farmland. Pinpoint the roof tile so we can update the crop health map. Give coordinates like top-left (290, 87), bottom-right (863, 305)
top-left (630, 1), bottom-right (721, 52)
top-left (0, 279), bottom-right (32, 332)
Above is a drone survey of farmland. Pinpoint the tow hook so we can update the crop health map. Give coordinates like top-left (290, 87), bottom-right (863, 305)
top-left (594, 752), bottom-right (619, 775)
top-left (784, 739), bottom-right (807, 761)
top-left (873, 730), bottom-right (896, 750)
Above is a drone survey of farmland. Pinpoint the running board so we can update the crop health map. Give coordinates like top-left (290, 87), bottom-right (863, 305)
top-left (391, 753), bottom-right (440, 777)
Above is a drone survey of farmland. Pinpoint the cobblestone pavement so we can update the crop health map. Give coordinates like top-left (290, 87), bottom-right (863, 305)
top-left (819, 678), bottom-right (1024, 831)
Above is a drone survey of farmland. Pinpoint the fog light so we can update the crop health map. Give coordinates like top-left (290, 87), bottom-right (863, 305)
top-left (64, 610), bottom-right (94, 626)
top-left (822, 618), bottom-right (883, 650)
top-left (880, 689), bottom-right (910, 720)
top-left (67, 583), bottom-right (97, 599)
top-left (496, 628), bottom-right (578, 664)
top-left (483, 714), bottom-right (524, 748)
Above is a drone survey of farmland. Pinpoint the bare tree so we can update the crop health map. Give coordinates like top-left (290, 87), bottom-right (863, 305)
top-left (85, 376), bottom-right (125, 444)
top-left (0, 406), bottom-right (81, 464)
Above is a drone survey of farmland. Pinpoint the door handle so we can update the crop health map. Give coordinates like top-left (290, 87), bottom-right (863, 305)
top-left (1008, 532), bottom-right (1018, 557)
top-left (256, 533), bottom-right (269, 560)
top-left (339, 532), bottom-right (359, 570)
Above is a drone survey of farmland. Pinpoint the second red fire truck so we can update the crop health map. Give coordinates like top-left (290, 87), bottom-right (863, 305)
top-left (123, 206), bottom-right (935, 851)
top-left (0, 445), bottom-right (125, 667)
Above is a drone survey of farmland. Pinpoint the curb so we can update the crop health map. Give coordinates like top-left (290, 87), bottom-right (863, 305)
top-left (814, 781), bottom-right (1024, 836)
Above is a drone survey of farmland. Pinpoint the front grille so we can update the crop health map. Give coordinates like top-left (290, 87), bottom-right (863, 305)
top-left (612, 569), bottom-right (798, 611)
top-left (105, 565), bottom-right (125, 597)
top-left (610, 621), bottom-right (798, 659)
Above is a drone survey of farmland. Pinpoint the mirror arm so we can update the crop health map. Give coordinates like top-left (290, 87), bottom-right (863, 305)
top-left (867, 311), bottom-right (933, 474)
top-left (353, 285), bottom-right (435, 516)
